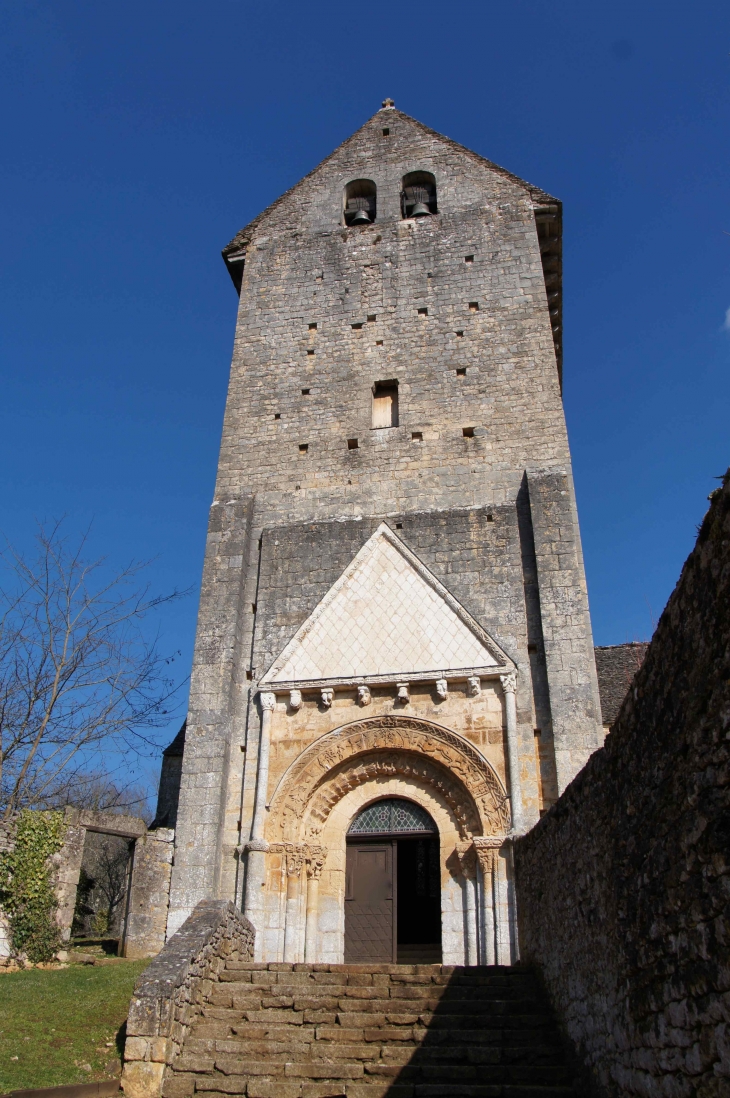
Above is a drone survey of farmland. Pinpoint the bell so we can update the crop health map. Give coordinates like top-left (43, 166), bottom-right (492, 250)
top-left (411, 200), bottom-right (431, 218)
top-left (350, 207), bottom-right (372, 225)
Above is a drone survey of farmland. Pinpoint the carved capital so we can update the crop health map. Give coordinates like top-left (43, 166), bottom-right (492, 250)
top-left (284, 843), bottom-right (307, 877)
top-left (305, 845), bottom-right (327, 880)
top-left (499, 671), bottom-right (517, 695)
top-left (245, 838), bottom-right (270, 853)
top-left (473, 834), bottom-right (505, 876)
top-left (260, 691), bottom-right (277, 712)
top-left (455, 841), bottom-right (477, 880)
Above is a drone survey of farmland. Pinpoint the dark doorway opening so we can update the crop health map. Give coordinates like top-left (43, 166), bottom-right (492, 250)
top-left (344, 798), bottom-right (442, 964)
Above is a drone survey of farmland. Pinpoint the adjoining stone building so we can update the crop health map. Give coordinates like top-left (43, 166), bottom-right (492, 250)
top-left (164, 101), bottom-right (605, 966)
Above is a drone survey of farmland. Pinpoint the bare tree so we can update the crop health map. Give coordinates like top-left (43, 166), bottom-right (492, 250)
top-left (0, 522), bottom-right (185, 819)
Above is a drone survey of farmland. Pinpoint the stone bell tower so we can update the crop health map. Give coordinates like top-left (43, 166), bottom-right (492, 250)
top-left (165, 100), bottom-right (603, 962)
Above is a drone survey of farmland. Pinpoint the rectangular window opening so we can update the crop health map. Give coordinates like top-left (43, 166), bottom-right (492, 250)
top-left (456, 367), bottom-right (466, 376)
top-left (382, 128), bottom-right (390, 136)
top-left (462, 426), bottom-right (475, 438)
top-left (352, 322), bottom-right (364, 330)
top-left (465, 255), bottom-right (474, 263)
top-left (308, 322), bottom-right (317, 330)
top-left (376, 340), bottom-right (384, 346)
top-left (274, 413), bottom-right (281, 420)
top-left (417, 307), bottom-right (428, 316)
top-left (299, 443), bottom-right (309, 453)
top-left (307, 349), bottom-right (315, 356)
top-left (469, 301), bottom-right (479, 312)
top-left (456, 330), bottom-right (464, 337)
top-left (411, 431), bottom-right (423, 442)
top-left (367, 314), bottom-right (377, 322)
top-left (372, 380), bottom-right (399, 429)
top-left (347, 438), bottom-right (358, 450)
top-left (302, 388), bottom-right (310, 395)
top-left (486, 513), bottom-right (494, 522)
top-left (395, 522), bottom-right (403, 529)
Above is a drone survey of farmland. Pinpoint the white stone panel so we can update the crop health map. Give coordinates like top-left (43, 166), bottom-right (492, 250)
top-left (263, 524), bottom-right (500, 684)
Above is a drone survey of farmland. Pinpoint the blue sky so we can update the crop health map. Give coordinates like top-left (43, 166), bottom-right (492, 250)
top-left (1, 0), bottom-right (728, 785)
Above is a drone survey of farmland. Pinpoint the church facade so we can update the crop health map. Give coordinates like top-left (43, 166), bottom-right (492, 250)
top-left (164, 102), bottom-right (603, 967)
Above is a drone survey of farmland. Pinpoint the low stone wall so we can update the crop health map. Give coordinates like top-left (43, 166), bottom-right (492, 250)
top-left (514, 472), bottom-right (730, 1097)
top-left (121, 899), bottom-right (255, 1098)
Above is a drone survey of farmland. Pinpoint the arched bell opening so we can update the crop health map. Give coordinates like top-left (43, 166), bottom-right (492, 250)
top-left (345, 797), bottom-right (441, 964)
top-left (343, 179), bottom-right (377, 226)
top-left (401, 170), bottom-right (438, 219)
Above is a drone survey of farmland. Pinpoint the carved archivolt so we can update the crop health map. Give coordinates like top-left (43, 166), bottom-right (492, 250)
top-left (268, 715), bottom-right (510, 842)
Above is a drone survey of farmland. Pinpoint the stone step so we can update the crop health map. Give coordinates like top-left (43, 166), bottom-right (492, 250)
top-left (162, 964), bottom-right (577, 1098)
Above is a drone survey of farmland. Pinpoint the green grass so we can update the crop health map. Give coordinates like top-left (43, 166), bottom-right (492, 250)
top-left (0, 960), bottom-right (150, 1093)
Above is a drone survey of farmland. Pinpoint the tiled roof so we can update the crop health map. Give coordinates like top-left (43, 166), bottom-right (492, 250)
top-left (594, 643), bottom-right (649, 728)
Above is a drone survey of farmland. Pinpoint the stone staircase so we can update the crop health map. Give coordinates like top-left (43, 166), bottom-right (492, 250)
top-left (162, 961), bottom-right (578, 1098)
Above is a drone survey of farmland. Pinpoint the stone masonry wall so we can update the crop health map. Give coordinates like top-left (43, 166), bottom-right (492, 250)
top-left (121, 899), bottom-right (255, 1098)
top-left (514, 471), bottom-right (730, 1097)
top-left (168, 104), bottom-right (602, 935)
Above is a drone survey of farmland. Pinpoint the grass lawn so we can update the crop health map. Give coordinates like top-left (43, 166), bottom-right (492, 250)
top-left (0, 960), bottom-right (149, 1093)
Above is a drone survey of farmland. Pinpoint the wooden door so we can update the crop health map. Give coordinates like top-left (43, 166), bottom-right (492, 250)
top-left (344, 842), bottom-right (396, 963)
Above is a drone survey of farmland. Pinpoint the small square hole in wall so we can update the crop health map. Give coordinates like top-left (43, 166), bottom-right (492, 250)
top-left (462, 426), bottom-right (475, 438)
top-left (465, 255), bottom-right (474, 263)
top-left (246, 669), bottom-right (253, 681)
top-left (352, 322), bottom-right (363, 330)
top-left (395, 522), bottom-right (403, 529)
top-left (376, 340), bottom-right (384, 346)
top-left (274, 413), bottom-right (281, 420)
top-left (456, 368), bottom-right (466, 376)
top-left (417, 307), bottom-right (428, 316)
top-left (456, 330), bottom-right (464, 337)
top-left (487, 513), bottom-right (494, 522)
top-left (295, 484), bottom-right (301, 490)
top-left (367, 314), bottom-right (377, 322)
top-left (309, 322), bottom-right (317, 330)
top-left (347, 438), bottom-right (358, 450)
top-left (382, 127), bottom-right (390, 136)
top-left (469, 301), bottom-right (479, 312)
top-left (302, 388), bottom-right (310, 395)
top-left (411, 431), bottom-right (423, 442)
top-left (307, 349), bottom-right (315, 356)
top-left (299, 443), bottom-right (309, 453)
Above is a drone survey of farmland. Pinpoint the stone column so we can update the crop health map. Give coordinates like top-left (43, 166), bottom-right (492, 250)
top-left (473, 836), bottom-right (504, 966)
top-left (243, 691), bottom-right (276, 928)
top-left (500, 672), bottom-right (525, 831)
top-left (456, 843), bottom-right (479, 966)
top-left (304, 846), bottom-right (326, 963)
top-left (283, 845), bottom-right (306, 962)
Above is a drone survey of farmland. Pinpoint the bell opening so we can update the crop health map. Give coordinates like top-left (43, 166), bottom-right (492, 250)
top-left (401, 171), bottom-right (438, 219)
top-left (344, 179), bottom-right (377, 227)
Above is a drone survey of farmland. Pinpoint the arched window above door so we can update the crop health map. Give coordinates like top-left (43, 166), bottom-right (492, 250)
top-left (348, 797), bottom-right (437, 835)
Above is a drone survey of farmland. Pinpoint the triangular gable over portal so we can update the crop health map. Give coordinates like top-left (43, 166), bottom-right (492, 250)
top-left (260, 524), bottom-right (512, 691)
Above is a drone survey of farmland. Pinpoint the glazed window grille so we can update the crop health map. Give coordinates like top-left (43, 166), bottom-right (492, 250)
top-left (348, 798), bottom-right (437, 835)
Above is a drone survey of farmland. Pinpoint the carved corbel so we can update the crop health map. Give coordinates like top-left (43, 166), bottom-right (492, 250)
top-left (320, 688), bottom-right (334, 709)
top-left (289, 689), bottom-right (302, 711)
top-left (357, 685), bottom-right (372, 707)
top-left (466, 676), bottom-right (481, 697)
top-left (435, 678), bottom-right (448, 700)
top-left (396, 683), bottom-right (410, 704)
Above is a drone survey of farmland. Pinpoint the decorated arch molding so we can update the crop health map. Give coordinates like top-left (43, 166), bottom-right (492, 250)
top-left (267, 715), bottom-right (510, 842)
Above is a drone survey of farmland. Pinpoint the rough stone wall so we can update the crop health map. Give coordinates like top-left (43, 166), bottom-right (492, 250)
top-left (168, 104), bottom-right (602, 936)
top-left (123, 828), bottom-right (175, 960)
top-left (121, 899), bottom-right (255, 1098)
top-left (514, 472), bottom-right (730, 1097)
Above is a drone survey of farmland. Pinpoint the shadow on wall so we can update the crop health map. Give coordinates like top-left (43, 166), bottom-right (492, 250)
top-left (514, 469), bottom-right (730, 1097)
